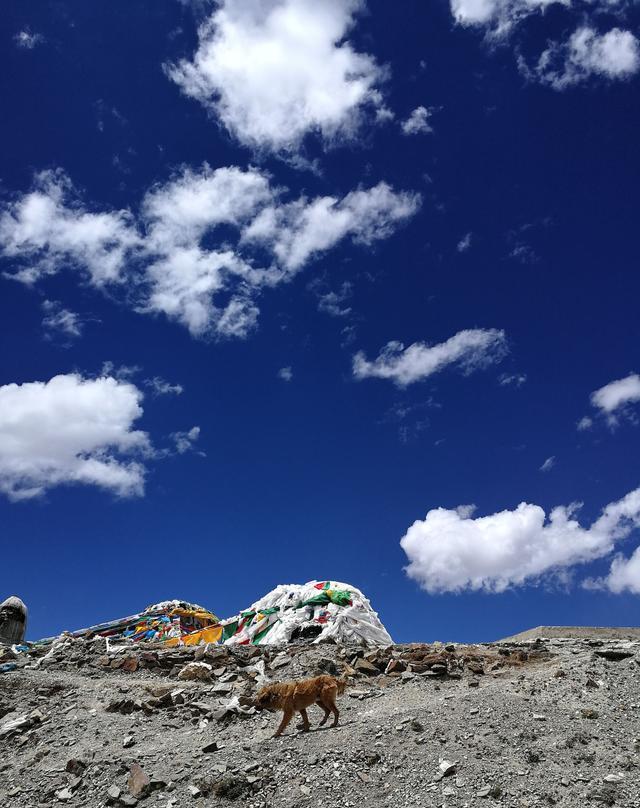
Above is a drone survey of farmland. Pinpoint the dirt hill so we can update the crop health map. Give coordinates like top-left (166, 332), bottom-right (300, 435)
top-left (1, 636), bottom-right (639, 807)
top-left (499, 626), bottom-right (640, 642)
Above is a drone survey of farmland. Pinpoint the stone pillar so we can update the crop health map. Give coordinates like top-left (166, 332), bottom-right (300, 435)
top-left (0, 596), bottom-right (27, 645)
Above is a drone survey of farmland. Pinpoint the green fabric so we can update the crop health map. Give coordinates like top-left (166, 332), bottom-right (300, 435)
top-left (298, 593), bottom-right (330, 608)
top-left (298, 588), bottom-right (352, 608)
top-left (251, 622), bottom-right (276, 644)
top-left (327, 589), bottom-right (352, 607)
top-left (221, 620), bottom-right (239, 642)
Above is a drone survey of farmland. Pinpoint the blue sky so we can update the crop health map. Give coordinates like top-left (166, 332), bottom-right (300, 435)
top-left (1, 0), bottom-right (640, 643)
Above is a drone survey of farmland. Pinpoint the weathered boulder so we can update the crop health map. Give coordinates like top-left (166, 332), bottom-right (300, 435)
top-left (0, 596), bottom-right (27, 645)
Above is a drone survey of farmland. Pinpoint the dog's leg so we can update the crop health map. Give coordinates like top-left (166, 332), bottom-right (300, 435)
top-left (273, 708), bottom-right (294, 738)
top-left (316, 699), bottom-right (331, 726)
top-left (322, 684), bottom-right (340, 727)
top-left (299, 708), bottom-right (311, 732)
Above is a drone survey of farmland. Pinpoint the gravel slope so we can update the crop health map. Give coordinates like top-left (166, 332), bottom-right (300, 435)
top-left (1, 637), bottom-right (639, 807)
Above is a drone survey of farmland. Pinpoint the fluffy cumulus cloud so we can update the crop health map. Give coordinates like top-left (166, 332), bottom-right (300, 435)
top-left (243, 182), bottom-right (420, 273)
top-left (451, 0), bottom-right (562, 34)
top-left (593, 547), bottom-right (640, 594)
top-left (450, 1), bottom-right (639, 89)
top-left (400, 487), bottom-right (640, 593)
top-left (401, 106), bottom-right (433, 136)
top-left (0, 166), bottom-right (419, 339)
top-left (590, 373), bottom-right (640, 423)
top-left (522, 27), bottom-right (640, 89)
top-left (166, 0), bottom-right (386, 154)
top-left (353, 328), bottom-right (507, 387)
top-left (0, 374), bottom-right (150, 501)
top-left (0, 170), bottom-right (139, 286)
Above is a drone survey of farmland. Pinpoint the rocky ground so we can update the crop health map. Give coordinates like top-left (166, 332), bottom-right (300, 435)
top-left (1, 635), bottom-right (639, 807)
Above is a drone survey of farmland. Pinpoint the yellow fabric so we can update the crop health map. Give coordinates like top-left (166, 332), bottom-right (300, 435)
top-left (165, 625), bottom-right (223, 647)
top-left (168, 608), bottom-right (219, 623)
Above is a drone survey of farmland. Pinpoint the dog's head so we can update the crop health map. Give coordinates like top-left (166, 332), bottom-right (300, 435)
top-left (255, 686), bottom-right (279, 712)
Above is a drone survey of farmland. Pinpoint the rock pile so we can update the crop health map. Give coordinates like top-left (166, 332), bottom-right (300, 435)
top-left (1, 636), bottom-right (639, 807)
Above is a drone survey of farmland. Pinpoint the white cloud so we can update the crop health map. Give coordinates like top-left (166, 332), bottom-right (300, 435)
top-left (401, 106), bottom-right (434, 136)
top-left (451, 0), bottom-right (561, 34)
top-left (243, 182), bottom-right (421, 273)
top-left (41, 300), bottom-right (83, 341)
top-left (577, 415), bottom-right (593, 431)
top-left (15, 30), bottom-right (44, 49)
top-left (100, 361), bottom-right (140, 382)
top-left (539, 456), bottom-right (555, 472)
top-left (457, 232), bottom-right (472, 252)
top-left (1, 167), bottom-right (419, 339)
top-left (171, 426), bottom-right (201, 454)
top-left (590, 373), bottom-right (640, 421)
top-left (0, 374), bottom-right (150, 501)
top-left (277, 366), bottom-right (293, 382)
top-left (499, 372), bottom-right (527, 387)
top-left (522, 27), bottom-right (640, 89)
top-left (166, 0), bottom-right (386, 154)
top-left (353, 328), bottom-right (507, 387)
top-left (592, 547), bottom-right (640, 594)
top-left (451, 2), bottom-right (639, 89)
top-left (145, 377), bottom-right (184, 397)
top-left (310, 280), bottom-right (353, 317)
top-left (0, 170), bottom-right (139, 286)
top-left (400, 486), bottom-right (640, 593)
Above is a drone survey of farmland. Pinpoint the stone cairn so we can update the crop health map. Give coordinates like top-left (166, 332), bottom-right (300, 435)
top-left (0, 595), bottom-right (28, 645)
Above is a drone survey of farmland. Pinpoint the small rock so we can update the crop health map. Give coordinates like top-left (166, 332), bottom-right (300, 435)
top-left (202, 741), bottom-right (223, 753)
top-left (271, 653), bottom-right (291, 669)
top-left (55, 788), bottom-right (74, 802)
top-left (123, 735), bottom-right (135, 748)
top-left (439, 759), bottom-right (457, 776)
top-left (128, 762), bottom-right (150, 798)
top-left (187, 784), bottom-right (201, 797)
top-left (385, 658), bottom-right (407, 675)
top-left (354, 657), bottom-right (379, 675)
top-left (122, 656), bottom-right (139, 673)
top-left (603, 773), bottom-right (624, 784)
top-left (178, 662), bottom-right (213, 682)
top-left (594, 649), bottom-right (634, 662)
top-left (65, 758), bottom-right (86, 776)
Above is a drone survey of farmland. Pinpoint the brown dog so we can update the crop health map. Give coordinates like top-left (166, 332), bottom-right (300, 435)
top-left (256, 674), bottom-right (347, 737)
